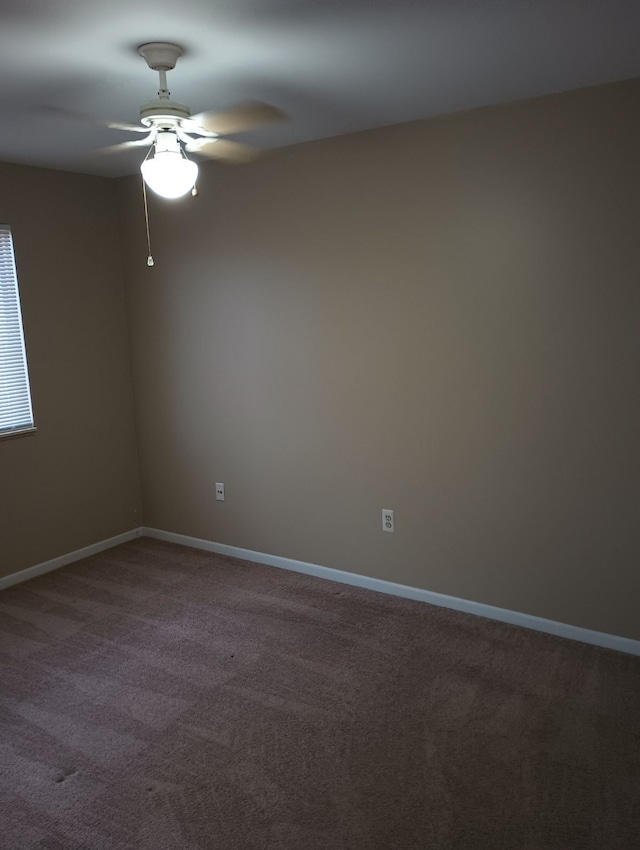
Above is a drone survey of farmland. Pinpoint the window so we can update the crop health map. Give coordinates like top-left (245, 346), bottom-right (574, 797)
top-left (0, 225), bottom-right (34, 437)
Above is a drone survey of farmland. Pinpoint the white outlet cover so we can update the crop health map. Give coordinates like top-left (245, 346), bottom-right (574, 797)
top-left (382, 509), bottom-right (394, 532)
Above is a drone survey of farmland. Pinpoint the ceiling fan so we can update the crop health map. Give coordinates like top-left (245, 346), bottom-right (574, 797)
top-left (103, 42), bottom-right (285, 199)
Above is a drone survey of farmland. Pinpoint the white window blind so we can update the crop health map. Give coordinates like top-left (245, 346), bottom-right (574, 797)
top-left (0, 225), bottom-right (34, 435)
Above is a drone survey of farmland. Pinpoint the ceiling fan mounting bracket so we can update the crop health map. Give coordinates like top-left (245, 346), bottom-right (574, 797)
top-left (138, 42), bottom-right (183, 72)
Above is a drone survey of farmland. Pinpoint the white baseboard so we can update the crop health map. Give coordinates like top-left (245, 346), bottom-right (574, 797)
top-left (0, 528), bottom-right (144, 591)
top-left (143, 526), bottom-right (640, 657)
top-left (2, 525), bottom-right (638, 657)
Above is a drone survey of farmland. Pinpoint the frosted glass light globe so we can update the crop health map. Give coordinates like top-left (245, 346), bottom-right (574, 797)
top-left (141, 150), bottom-right (198, 199)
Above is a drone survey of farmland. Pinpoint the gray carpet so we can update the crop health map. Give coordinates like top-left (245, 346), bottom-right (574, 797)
top-left (0, 537), bottom-right (638, 849)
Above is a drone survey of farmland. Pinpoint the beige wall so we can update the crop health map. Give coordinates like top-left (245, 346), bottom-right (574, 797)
top-left (0, 163), bottom-right (142, 576)
top-left (119, 78), bottom-right (634, 641)
top-left (2, 82), bottom-right (636, 636)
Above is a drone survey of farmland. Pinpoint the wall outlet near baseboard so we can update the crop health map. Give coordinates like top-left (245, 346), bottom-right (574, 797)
top-left (382, 508), bottom-right (394, 532)
top-left (215, 483), bottom-right (225, 501)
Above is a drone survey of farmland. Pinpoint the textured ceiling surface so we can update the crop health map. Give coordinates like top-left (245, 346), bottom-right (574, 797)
top-left (2, 0), bottom-right (640, 177)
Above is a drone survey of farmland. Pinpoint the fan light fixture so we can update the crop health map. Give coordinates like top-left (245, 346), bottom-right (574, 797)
top-left (96, 41), bottom-right (284, 262)
top-left (141, 130), bottom-right (198, 199)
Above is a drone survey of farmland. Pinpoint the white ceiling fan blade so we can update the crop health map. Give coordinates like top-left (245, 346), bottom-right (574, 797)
top-left (185, 138), bottom-right (259, 163)
top-left (185, 102), bottom-right (286, 136)
top-left (98, 134), bottom-right (155, 155)
top-left (175, 126), bottom-right (201, 146)
top-left (105, 120), bottom-right (150, 134)
top-left (41, 106), bottom-right (147, 134)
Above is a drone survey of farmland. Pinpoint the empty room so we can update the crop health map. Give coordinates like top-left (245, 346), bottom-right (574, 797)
top-left (1, 1), bottom-right (639, 848)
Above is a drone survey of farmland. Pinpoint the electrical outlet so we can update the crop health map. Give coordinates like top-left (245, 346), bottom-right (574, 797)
top-left (382, 508), bottom-right (394, 533)
top-left (215, 482), bottom-right (225, 501)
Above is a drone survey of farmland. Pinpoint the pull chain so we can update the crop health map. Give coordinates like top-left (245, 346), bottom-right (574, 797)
top-left (142, 174), bottom-right (154, 266)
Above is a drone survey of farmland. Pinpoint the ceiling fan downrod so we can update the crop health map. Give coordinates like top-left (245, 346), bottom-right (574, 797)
top-left (157, 68), bottom-right (170, 100)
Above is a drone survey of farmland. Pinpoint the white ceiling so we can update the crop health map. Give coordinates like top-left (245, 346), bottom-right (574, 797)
top-left (2, 0), bottom-right (640, 178)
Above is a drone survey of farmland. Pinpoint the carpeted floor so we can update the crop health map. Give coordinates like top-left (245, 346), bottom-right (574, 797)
top-left (0, 537), bottom-right (638, 849)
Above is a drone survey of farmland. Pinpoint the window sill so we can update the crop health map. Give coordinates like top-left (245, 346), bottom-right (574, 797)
top-left (0, 426), bottom-right (37, 442)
